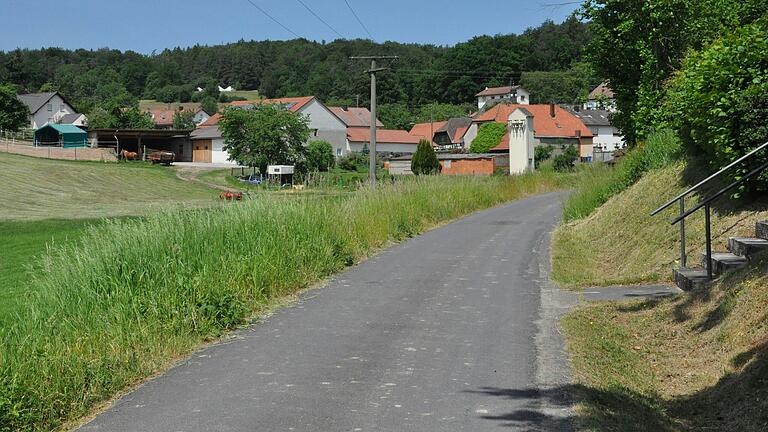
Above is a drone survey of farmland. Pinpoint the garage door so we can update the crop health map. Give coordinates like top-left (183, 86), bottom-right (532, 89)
top-left (193, 140), bottom-right (212, 163)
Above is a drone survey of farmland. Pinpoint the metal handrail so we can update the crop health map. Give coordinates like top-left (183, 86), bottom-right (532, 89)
top-left (651, 141), bottom-right (768, 216)
top-left (651, 140), bottom-right (768, 280)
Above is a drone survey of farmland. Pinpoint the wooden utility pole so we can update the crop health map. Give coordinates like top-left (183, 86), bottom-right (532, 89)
top-left (350, 55), bottom-right (398, 187)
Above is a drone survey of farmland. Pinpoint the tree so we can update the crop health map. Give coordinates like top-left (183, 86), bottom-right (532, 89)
top-left (378, 103), bottom-right (414, 130)
top-left (411, 139), bottom-right (441, 175)
top-left (553, 145), bottom-right (579, 172)
top-left (470, 122), bottom-right (507, 153)
top-left (0, 84), bottom-right (29, 131)
top-left (534, 145), bottom-right (555, 167)
top-left (200, 97), bottom-right (218, 115)
top-left (173, 110), bottom-right (196, 130)
top-left (415, 103), bottom-right (470, 123)
top-left (87, 101), bottom-right (154, 129)
top-left (219, 104), bottom-right (310, 173)
top-left (306, 140), bottom-right (335, 171)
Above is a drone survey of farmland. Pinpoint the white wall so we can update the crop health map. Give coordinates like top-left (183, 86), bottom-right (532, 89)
top-left (31, 94), bottom-right (74, 129)
top-left (463, 123), bottom-right (479, 150)
top-left (211, 138), bottom-right (236, 164)
top-left (592, 125), bottom-right (624, 150)
top-left (299, 100), bottom-right (348, 156)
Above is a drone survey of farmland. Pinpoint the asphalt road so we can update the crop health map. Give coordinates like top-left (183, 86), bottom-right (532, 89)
top-left (79, 191), bottom-right (569, 432)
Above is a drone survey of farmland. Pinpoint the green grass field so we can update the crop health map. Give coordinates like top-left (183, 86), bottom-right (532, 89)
top-left (0, 152), bottom-right (217, 220)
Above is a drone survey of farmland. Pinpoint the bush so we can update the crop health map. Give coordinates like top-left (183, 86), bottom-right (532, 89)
top-left (337, 152), bottom-right (368, 172)
top-left (665, 22), bottom-right (768, 191)
top-left (470, 122), bottom-right (507, 153)
top-left (534, 145), bottom-right (555, 168)
top-left (553, 145), bottom-right (579, 172)
top-left (563, 129), bottom-right (682, 221)
top-left (306, 140), bottom-right (335, 172)
top-left (411, 139), bottom-right (441, 175)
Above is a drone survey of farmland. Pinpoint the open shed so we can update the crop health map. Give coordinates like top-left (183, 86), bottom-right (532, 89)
top-left (34, 124), bottom-right (88, 148)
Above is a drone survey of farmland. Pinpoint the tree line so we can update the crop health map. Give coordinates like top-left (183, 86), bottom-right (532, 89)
top-left (0, 17), bottom-right (595, 124)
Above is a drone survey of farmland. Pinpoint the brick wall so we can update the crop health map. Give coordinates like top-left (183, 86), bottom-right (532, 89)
top-left (440, 158), bottom-right (495, 176)
top-left (0, 139), bottom-right (117, 162)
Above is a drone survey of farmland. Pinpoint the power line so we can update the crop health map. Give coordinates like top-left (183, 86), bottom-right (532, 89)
top-left (243, 0), bottom-right (303, 39)
top-left (295, 0), bottom-right (345, 39)
top-left (343, 0), bottom-right (374, 40)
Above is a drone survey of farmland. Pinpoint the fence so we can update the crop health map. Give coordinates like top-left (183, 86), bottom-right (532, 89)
top-left (0, 137), bottom-right (117, 162)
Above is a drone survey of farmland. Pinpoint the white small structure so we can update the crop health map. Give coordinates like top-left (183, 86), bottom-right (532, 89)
top-left (476, 86), bottom-right (530, 110)
top-left (507, 108), bottom-right (535, 174)
top-left (218, 85), bottom-right (236, 93)
top-left (268, 165), bottom-right (294, 186)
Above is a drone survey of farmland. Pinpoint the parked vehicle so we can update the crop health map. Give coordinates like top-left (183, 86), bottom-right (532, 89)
top-left (148, 150), bottom-right (175, 166)
top-left (239, 174), bottom-right (263, 185)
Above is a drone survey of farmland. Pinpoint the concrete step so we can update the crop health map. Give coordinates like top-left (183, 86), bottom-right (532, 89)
top-left (728, 236), bottom-right (768, 259)
top-left (757, 221), bottom-right (768, 240)
top-left (673, 267), bottom-right (711, 291)
top-left (700, 252), bottom-right (748, 275)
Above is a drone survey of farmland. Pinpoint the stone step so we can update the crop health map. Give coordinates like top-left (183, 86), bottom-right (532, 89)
top-left (700, 252), bottom-right (748, 275)
top-left (757, 221), bottom-right (768, 240)
top-left (673, 267), bottom-right (711, 291)
top-left (728, 237), bottom-right (768, 259)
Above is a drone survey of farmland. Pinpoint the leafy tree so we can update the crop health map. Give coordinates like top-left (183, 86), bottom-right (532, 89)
top-left (470, 122), bottom-right (507, 153)
top-left (87, 101), bottom-right (154, 129)
top-left (411, 139), bottom-right (441, 175)
top-left (173, 110), bottom-right (196, 129)
top-left (378, 103), bottom-right (414, 130)
top-left (553, 145), bottom-right (579, 172)
top-left (534, 145), bottom-right (555, 167)
top-left (0, 83), bottom-right (29, 131)
top-left (306, 140), bottom-right (335, 171)
top-left (415, 103), bottom-right (470, 123)
top-left (200, 97), bottom-right (218, 115)
top-left (219, 104), bottom-right (310, 173)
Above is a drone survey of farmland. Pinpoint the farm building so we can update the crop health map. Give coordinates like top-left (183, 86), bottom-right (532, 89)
top-left (385, 153), bottom-right (509, 176)
top-left (346, 128), bottom-right (421, 155)
top-left (189, 126), bottom-right (230, 164)
top-left (34, 124), bottom-right (88, 148)
top-left (88, 129), bottom-right (191, 161)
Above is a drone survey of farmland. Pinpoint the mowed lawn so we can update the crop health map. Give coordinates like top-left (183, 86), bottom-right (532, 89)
top-left (0, 152), bottom-right (218, 220)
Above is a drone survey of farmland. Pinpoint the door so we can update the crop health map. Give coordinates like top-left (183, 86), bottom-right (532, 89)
top-left (193, 140), bottom-right (212, 163)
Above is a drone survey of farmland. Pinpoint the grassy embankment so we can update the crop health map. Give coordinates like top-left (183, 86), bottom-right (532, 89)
top-left (551, 131), bottom-right (768, 430)
top-left (1, 169), bottom-right (572, 431)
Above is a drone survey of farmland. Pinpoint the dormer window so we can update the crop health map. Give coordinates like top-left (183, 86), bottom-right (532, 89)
top-left (47, 103), bottom-right (52, 112)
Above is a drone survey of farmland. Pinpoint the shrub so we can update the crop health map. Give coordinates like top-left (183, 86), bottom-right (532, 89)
top-left (306, 140), bottom-right (335, 172)
top-left (411, 139), bottom-right (441, 175)
top-left (553, 145), bottom-right (579, 172)
top-left (534, 145), bottom-right (555, 168)
top-left (470, 122), bottom-right (507, 153)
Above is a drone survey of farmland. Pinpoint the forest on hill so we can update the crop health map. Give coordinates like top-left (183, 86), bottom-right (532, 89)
top-left (0, 17), bottom-right (596, 117)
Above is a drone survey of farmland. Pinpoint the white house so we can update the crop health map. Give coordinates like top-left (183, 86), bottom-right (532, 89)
top-left (506, 108), bottom-right (536, 174)
top-left (17, 92), bottom-right (81, 129)
top-left (585, 81), bottom-right (617, 111)
top-left (56, 112), bottom-right (87, 126)
top-left (190, 96), bottom-right (347, 164)
top-left (476, 86), bottom-right (530, 110)
top-left (567, 107), bottom-right (624, 161)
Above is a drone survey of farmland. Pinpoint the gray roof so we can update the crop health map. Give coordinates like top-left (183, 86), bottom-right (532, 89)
top-left (388, 153), bottom-right (500, 161)
top-left (565, 108), bottom-right (612, 127)
top-left (59, 113), bottom-right (84, 124)
top-left (190, 126), bottom-right (222, 140)
top-left (17, 92), bottom-right (58, 114)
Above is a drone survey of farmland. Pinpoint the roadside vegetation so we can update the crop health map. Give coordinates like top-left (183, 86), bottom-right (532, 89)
top-left (0, 171), bottom-right (572, 431)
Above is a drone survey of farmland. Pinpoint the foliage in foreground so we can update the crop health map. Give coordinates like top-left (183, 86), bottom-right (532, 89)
top-left (553, 145), bottom-right (579, 172)
top-left (0, 173), bottom-right (567, 431)
top-left (411, 139), bottom-right (441, 175)
top-left (0, 83), bottom-right (29, 131)
top-left (470, 122), bottom-right (507, 153)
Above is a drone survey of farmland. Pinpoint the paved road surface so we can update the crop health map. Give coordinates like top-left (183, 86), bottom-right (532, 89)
top-left (80, 192), bottom-right (569, 431)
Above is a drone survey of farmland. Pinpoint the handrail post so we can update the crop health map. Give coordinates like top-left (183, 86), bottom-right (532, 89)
top-left (705, 203), bottom-right (713, 280)
top-left (679, 198), bottom-right (686, 267)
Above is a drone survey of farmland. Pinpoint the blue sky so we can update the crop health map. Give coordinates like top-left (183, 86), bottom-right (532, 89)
top-left (0, 0), bottom-right (581, 52)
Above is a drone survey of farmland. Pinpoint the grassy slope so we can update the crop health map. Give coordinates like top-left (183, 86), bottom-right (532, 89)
top-left (1, 172), bottom-right (572, 432)
top-left (555, 164), bottom-right (768, 430)
top-left (552, 163), bottom-right (768, 287)
top-left (0, 152), bottom-right (217, 220)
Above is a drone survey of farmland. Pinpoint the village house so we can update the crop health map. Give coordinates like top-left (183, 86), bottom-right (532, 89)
top-left (566, 107), bottom-right (624, 161)
top-left (476, 85), bottom-right (530, 110)
top-left (345, 128), bottom-right (421, 155)
top-left (16, 92), bottom-right (85, 129)
top-left (585, 81), bottom-right (616, 111)
top-left (191, 96), bottom-right (347, 164)
top-left (410, 117), bottom-right (472, 151)
top-left (466, 102), bottom-right (595, 161)
top-left (142, 103), bottom-right (211, 129)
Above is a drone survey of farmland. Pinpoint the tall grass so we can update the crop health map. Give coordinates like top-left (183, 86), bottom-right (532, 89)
top-left (0, 173), bottom-right (565, 431)
top-left (563, 130), bottom-right (683, 221)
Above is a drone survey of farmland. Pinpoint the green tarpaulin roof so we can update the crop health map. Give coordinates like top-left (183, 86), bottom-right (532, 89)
top-left (35, 123), bottom-right (86, 135)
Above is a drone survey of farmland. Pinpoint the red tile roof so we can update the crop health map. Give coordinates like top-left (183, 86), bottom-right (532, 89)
top-left (409, 121), bottom-right (447, 144)
top-left (475, 86), bottom-right (519, 97)
top-left (347, 127), bottom-right (421, 144)
top-left (473, 103), bottom-right (593, 139)
top-left (146, 108), bottom-right (177, 126)
top-left (328, 106), bottom-right (383, 127)
top-left (588, 81), bottom-right (614, 99)
top-left (198, 96), bottom-right (316, 127)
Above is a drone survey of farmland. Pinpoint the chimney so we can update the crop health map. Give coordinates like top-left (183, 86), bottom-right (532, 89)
top-left (342, 105), bottom-right (348, 111)
top-left (550, 102), bottom-right (556, 118)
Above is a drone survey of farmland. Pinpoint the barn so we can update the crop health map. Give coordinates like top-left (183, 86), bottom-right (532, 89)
top-left (34, 124), bottom-right (88, 148)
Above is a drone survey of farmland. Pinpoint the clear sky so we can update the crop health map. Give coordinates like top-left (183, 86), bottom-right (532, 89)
top-left (0, 0), bottom-right (581, 52)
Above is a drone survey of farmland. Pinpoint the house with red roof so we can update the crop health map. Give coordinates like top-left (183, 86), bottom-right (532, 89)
top-left (476, 85), bottom-right (530, 110)
top-left (585, 81), bottom-right (616, 111)
top-left (466, 102), bottom-right (595, 161)
top-left (345, 128), bottom-right (421, 155)
top-left (410, 117), bottom-right (472, 151)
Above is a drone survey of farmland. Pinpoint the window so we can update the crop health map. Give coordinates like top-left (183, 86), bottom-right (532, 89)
top-left (60, 104), bottom-right (66, 112)
top-left (313, 129), bottom-right (319, 137)
top-left (47, 103), bottom-right (52, 112)
top-left (336, 148), bottom-right (342, 156)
